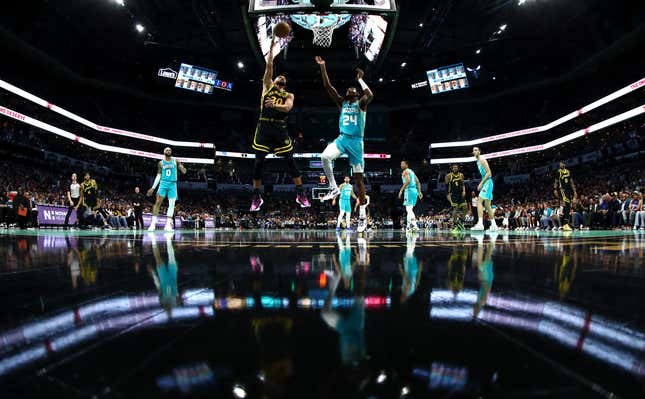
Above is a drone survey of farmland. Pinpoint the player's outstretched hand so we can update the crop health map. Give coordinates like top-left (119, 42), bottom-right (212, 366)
top-left (314, 56), bottom-right (325, 66)
top-left (146, 188), bottom-right (154, 197)
top-left (356, 68), bottom-right (364, 80)
top-left (419, 192), bottom-right (424, 199)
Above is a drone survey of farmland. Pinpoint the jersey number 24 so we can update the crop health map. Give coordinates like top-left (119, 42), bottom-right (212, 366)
top-left (342, 114), bottom-right (358, 126)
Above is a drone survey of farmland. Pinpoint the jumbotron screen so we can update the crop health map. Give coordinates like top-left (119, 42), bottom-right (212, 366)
top-left (175, 63), bottom-right (233, 94)
top-left (427, 63), bottom-right (469, 94)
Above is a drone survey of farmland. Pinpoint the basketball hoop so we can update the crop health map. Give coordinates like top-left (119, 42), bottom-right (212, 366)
top-left (291, 14), bottom-right (351, 47)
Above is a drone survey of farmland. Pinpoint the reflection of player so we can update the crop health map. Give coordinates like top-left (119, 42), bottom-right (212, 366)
top-left (473, 235), bottom-right (495, 318)
top-left (555, 248), bottom-right (577, 300)
top-left (315, 56), bottom-right (374, 233)
top-left (400, 232), bottom-right (422, 303)
top-left (446, 246), bottom-right (467, 296)
top-left (148, 233), bottom-right (179, 315)
top-left (323, 233), bottom-right (366, 367)
top-left (250, 36), bottom-right (310, 211)
top-left (399, 160), bottom-right (423, 232)
top-left (147, 147), bottom-right (187, 232)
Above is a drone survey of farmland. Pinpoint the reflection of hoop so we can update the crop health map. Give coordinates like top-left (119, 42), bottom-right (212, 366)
top-left (291, 14), bottom-right (351, 47)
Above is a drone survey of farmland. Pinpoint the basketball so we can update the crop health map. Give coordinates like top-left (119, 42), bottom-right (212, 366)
top-left (273, 21), bottom-right (291, 38)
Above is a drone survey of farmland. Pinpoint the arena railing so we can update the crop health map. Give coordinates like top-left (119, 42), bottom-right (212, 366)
top-left (0, 78), bottom-right (390, 160)
top-left (430, 103), bottom-right (645, 164)
top-left (430, 76), bottom-right (645, 149)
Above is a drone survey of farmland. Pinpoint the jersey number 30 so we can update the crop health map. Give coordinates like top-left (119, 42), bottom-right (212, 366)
top-left (342, 115), bottom-right (358, 126)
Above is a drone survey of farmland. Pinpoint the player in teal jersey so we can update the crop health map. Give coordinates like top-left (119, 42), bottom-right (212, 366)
top-left (398, 160), bottom-right (423, 232)
top-left (471, 147), bottom-right (498, 231)
top-left (331, 176), bottom-right (357, 231)
top-left (315, 56), bottom-right (374, 233)
top-left (147, 147), bottom-right (186, 232)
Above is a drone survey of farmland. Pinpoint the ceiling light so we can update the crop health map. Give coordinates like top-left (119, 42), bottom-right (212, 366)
top-left (378, 78), bottom-right (384, 82)
top-left (237, 61), bottom-right (245, 69)
top-left (492, 76), bottom-right (496, 80)
top-left (135, 24), bottom-right (145, 33)
top-left (518, 0), bottom-right (527, 5)
top-left (401, 386), bottom-right (410, 396)
top-left (500, 24), bottom-right (507, 31)
top-left (376, 371), bottom-right (387, 384)
top-left (113, 0), bottom-right (125, 6)
top-left (476, 49), bottom-right (481, 54)
top-left (418, 23), bottom-right (424, 28)
top-left (400, 62), bottom-right (407, 68)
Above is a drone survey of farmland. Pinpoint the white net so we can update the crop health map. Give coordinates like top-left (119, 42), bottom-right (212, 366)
top-left (311, 25), bottom-right (335, 47)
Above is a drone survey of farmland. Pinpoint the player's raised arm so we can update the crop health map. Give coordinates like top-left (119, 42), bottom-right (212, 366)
top-left (315, 56), bottom-right (343, 108)
top-left (356, 68), bottom-right (374, 111)
top-left (263, 37), bottom-right (277, 93)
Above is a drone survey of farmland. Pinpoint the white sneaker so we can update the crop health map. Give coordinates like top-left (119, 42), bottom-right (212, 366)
top-left (320, 186), bottom-right (340, 202)
top-left (164, 223), bottom-right (174, 232)
top-left (357, 218), bottom-right (367, 233)
top-left (488, 223), bottom-right (498, 232)
top-left (471, 223), bottom-right (485, 231)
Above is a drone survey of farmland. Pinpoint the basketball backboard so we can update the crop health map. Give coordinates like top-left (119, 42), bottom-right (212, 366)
top-left (248, 0), bottom-right (397, 16)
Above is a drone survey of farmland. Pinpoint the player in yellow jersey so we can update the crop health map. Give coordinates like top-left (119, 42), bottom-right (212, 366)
top-left (250, 36), bottom-right (310, 212)
top-left (445, 164), bottom-right (468, 231)
top-left (553, 161), bottom-right (577, 231)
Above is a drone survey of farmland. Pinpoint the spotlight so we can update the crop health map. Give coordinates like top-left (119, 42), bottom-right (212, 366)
top-left (418, 23), bottom-right (424, 27)
top-left (500, 24), bottom-right (507, 31)
top-left (492, 76), bottom-right (496, 80)
top-left (135, 24), bottom-right (145, 33)
top-left (475, 48), bottom-right (481, 54)
top-left (518, 0), bottom-right (527, 5)
top-left (400, 62), bottom-right (407, 68)
top-left (237, 61), bottom-right (245, 69)
top-left (378, 78), bottom-right (384, 82)
top-left (113, 0), bottom-right (125, 6)
top-left (232, 384), bottom-right (247, 399)
top-left (401, 386), bottom-right (410, 396)
top-left (376, 371), bottom-right (387, 384)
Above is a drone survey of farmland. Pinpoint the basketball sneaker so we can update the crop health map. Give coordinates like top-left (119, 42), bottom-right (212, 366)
top-left (250, 194), bottom-right (264, 212)
top-left (471, 223), bottom-right (485, 231)
top-left (357, 218), bottom-right (367, 233)
top-left (563, 224), bottom-right (572, 232)
top-left (296, 193), bottom-right (311, 208)
top-left (320, 186), bottom-right (340, 202)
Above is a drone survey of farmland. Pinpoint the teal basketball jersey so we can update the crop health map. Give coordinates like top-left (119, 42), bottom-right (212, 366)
top-left (340, 183), bottom-right (353, 200)
top-left (477, 157), bottom-right (488, 179)
top-left (339, 101), bottom-right (366, 138)
top-left (161, 158), bottom-right (177, 183)
top-left (403, 168), bottom-right (418, 190)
